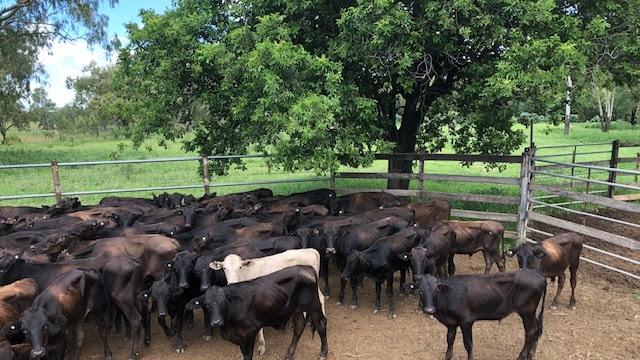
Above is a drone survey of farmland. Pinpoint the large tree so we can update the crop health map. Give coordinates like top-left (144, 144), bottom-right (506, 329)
top-left (118, 0), bottom-right (637, 188)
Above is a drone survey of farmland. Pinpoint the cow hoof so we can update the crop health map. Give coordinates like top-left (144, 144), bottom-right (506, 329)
top-left (429, 315), bottom-right (435, 320)
top-left (176, 348), bottom-right (185, 354)
top-left (416, 310), bottom-right (423, 315)
top-left (569, 305), bottom-right (576, 310)
top-left (325, 295), bottom-right (331, 299)
top-left (318, 356), bottom-right (327, 360)
top-left (388, 313), bottom-right (397, 319)
top-left (144, 339), bottom-right (151, 346)
top-left (203, 335), bottom-right (212, 342)
top-left (551, 305), bottom-right (558, 310)
top-left (336, 301), bottom-right (343, 306)
top-left (258, 346), bottom-right (266, 355)
top-left (349, 305), bottom-right (358, 310)
top-left (372, 309), bottom-right (379, 314)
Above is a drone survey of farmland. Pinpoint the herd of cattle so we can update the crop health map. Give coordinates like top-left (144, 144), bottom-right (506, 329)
top-left (0, 188), bottom-right (584, 360)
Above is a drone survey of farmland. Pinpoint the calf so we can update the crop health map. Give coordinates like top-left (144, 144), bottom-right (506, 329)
top-left (2, 269), bottom-right (110, 360)
top-left (0, 279), bottom-right (39, 313)
top-left (509, 232), bottom-right (583, 309)
top-left (341, 228), bottom-right (419, 317)
top-left (186, 265), bottom-right (328, 360)
top-left (413, 270), bottom-right (546, 360)
top-left (210, 249), bottom-right (326, 355)
top-left (330, 217), bottom-right (409, 308)
top-left (446, 220), bottom-right (505, 274)
top-left (409, 223), bottom-right (455, 279)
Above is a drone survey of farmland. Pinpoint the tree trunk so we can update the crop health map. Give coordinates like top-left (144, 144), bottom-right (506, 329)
top-left (603, 89), bottom-right (615, 132)
top-left (631, 99), bottom-right (639, 126)
top-left (564, 75), bottom-right (572, 135)
top-left (0, 128), bottom-right (6, 144)
top-left (387, 90), bottom-right (421, 189)
top-left (593, 85), bottom-right (605, 131)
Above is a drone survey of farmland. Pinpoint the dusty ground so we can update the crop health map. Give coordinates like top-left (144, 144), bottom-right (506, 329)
top-left (80, 253), bottom-right (640, 360)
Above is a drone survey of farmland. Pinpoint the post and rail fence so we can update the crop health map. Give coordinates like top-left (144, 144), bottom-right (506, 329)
top-left (1, 140), bottom-right (639, 280)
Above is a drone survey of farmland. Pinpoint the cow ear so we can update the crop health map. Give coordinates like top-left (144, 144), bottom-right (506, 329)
top-left (185, 296), bottom-right (204, 310)
top-left (436, 283), bottom-right (451, 293)
top-left (48, 314), bottom-right (67, 335)
top-left (210, 261), bottom-right (223, 271)
top-left (533, 247), bottom-right (546, 258)
top-left (398, 253), bottom-right (410, 261)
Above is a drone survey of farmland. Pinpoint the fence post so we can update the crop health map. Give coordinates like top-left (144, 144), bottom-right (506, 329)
top-left (570, 145), bottom-right (577, 190)
top-left (635, 153), bottom-right (639, 184)
top-left (202, 156), bottom-right (211, 195)
top-left (517, 147), bottom-right (535, 245)
top-left (329, 170), bottom-right (336, 190)
top-left (607, 140), bottom-right (620, 198)
top-left (586, 168), bottom-right (592, 193)
top-left (417, 156), bottom-right (425, 192)
top-left (50, 161), bottom-right (62, 204)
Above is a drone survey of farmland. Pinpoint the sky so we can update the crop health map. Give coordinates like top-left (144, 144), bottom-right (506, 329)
top-left (36, 0), bottom-right (174, 106)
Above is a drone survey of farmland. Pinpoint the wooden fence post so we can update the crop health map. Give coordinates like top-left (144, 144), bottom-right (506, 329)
top-left (50, 161), bottom-right (62, 204)
top-left (417, 156), bottom-right (425, 192)
top-left (329, 170), bottom-right (336, 190)
top-left (586, 168), bottom-right (592, 194)
top-left (607, 140), bottom-right (620, 198)
top-left (517, 147), bottom-right (536, 245)
top-left (570, 145), bottom-right (577, 190)
top-left (635, 153), bottom-right (639, 184)
top-left (202, 156), bottom-right (211, 195)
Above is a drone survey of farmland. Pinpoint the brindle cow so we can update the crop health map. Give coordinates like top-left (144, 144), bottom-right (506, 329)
top-left (509, 232), bottom-right (583, 309)
top-left (445, 220), bottom-right (505, 275)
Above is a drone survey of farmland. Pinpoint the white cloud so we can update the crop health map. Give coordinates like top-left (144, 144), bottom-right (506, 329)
top-left (33, 40), bottom-right (114, 107)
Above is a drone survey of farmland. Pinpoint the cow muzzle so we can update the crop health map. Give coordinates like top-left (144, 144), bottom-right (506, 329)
top-left (200, 284), bottom-right (209, 292)
top-left (179, 282), bottom-right (189, 289)
top-left (326, 248), bottom-right (336, 255)
top-left (210, 319), bottom-right (223, 327)
top-left (31, 348), bottom-right (45, 358)
top-left (423, 307), bottom-right (436, 315)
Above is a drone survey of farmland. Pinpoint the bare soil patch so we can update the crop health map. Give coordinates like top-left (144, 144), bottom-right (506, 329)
top-left (80, 254), bottom-right (640, 360)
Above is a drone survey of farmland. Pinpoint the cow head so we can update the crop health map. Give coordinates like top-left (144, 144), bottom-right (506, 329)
top-left (209, 254), bottom-right (253, 284)
top-left (194, 254), bottom-right (216, 291)
top-left (409, 246), bottom-right (437, 281)
top-left (145, 280), bottom-right (183, 318)
top-left (291, 228), bottom-right (313, 249)
top-left (173, 204), bottom-right (202, 229)
top-left (341, 250), bottom-right (370, 280)
top-left (0, 252), bottom-right (24, 285)
top-left (507, 244), bottom-right (546, 270)
top-left (411, 274), bottom-right (450, 316)
top-left (34, 233), bottom-right (77, 257)
top-left (164, 251), bottom-right (197, 289)
top-left (186, 286), bottom-right (227, 327)
top-left (3, 308), bottom-right (67, 359)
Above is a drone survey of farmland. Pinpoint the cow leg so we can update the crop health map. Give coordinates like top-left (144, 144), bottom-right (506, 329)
top-left (552, 273), bottom-right (565, 308)
top-left (202, 308), bottom-right (213, 341)
top-left (399, 268), bottom-right (407, 296)
top-left (285, 312), bottom-right (306, 360)
top-left (337, 277), bottom-right (347, 305)
top-left (312, 312), bottom-right (329, 360)
top-left (184, 309), bottom-right (194, 329)
top-left (157, 315), bottom-right (173, 338)
top-left (240, 335), bottom-right (257, 360)
top-left (97, 312), bottom-right (113, 360)
top-left (386, 274), bottom-right (396, 319)
top-left (256, 328), bottom-right (266, 355)
top-left (113, 300), bottom-right (142, 359)
top-left (373, 281), bottom-right (382, 313)
top-left (349, 277), bottom-right (359, 310)
top-left (447, 254), bottom-right (456, 276)
top-left (445, 326), bottom-right (457, 360)
top-left (174, 307), bottom-right (186, 353)
top-left (142, 305), bottom-right (151, 346)
top-left (460, 322), bottom-right (474, 360)
top-left (489, 247), bottom-right (505, 272)
top-left (321, 256), bottom-right (331, 299)
top-left (517, 314), bottom-right (538, 360)
top-left (68, 323), bottom-right (85, 360)
top-left (482, 250), bottom-right (493, 274)
top-left (569, 265), bottom-right (578, 309)
top-left (114, 310), bottom-right (123, 333)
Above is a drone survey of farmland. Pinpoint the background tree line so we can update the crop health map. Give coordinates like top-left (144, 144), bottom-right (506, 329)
top-left (1, 0), bottom-right (639, 189)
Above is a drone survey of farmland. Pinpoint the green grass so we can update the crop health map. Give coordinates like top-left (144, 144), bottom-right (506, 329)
top-left (1, 122), bottom-right (638, 213)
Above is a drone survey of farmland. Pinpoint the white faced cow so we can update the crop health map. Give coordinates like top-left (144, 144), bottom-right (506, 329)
top-left (210, 248), bottom-right (325, 355)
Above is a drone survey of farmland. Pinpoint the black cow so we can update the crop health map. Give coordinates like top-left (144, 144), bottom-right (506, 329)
top-left (409, 223), bottom-right (456, 279)
top-left (2, 269), bottom-right (109, 360)
top-left (186, 265), bottom-right (328, 360)
top-left (331, 217), bottom-right (409, 308)
top-left (333, 192), bottom-right (409, 215)
top-left (413, 270), bottom-right (546, 360)
top-left (341, 228), bottom-right (419, 317)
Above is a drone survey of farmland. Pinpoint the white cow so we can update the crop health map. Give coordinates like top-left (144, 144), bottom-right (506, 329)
top-left (210, 248), bottom-right (326, 355)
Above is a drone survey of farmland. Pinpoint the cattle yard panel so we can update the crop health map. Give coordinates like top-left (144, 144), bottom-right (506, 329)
top-left (524, 141), bottom-right (640, 282)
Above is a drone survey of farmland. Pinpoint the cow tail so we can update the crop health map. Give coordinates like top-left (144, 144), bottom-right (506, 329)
top-left (536, 279), bottom-right (547, 340)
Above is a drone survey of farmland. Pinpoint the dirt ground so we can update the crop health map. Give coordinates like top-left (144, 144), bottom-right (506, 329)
top-left (79, 253), bottom-right (640, 360)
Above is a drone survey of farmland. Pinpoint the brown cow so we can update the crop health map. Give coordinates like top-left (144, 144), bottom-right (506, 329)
top-left (0, 279), bottom-right (39, 313)
top-left (334, 192), bottom-right (409, 215)
top-left (445, 220), bottom-right (505, 275)
top-left (404, 200), bottom-right (451, 226)
top-left (509, 232), bottom-right (583, 309)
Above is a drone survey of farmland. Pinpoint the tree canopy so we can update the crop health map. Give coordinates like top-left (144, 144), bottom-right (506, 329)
top-left (116, 0), bottom-right (639, 187)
